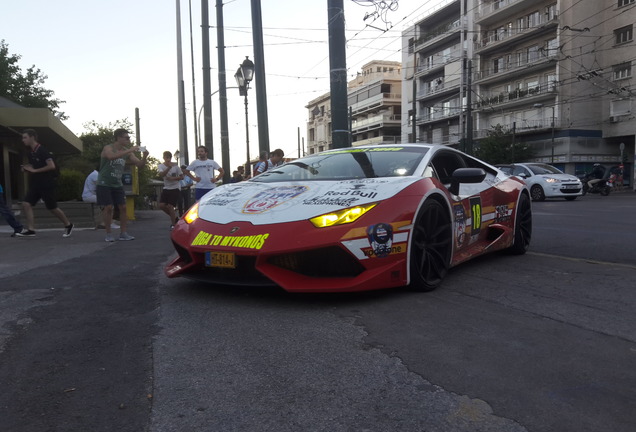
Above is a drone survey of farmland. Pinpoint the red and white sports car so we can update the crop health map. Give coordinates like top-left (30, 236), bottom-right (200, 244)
top-left (165, 144), bottom-right (532, 292)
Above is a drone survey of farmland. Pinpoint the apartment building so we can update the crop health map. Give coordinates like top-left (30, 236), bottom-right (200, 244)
top-left (402, 0), bottom-right (634, 184)
top-left (305, 60), bottom-right (402, 155)
top-left (402, 0), bottom-right (468, 145)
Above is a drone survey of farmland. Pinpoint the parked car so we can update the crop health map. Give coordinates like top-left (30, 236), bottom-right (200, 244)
top-left (166, 144), bottom-right (532, 293)
top-left (497, 163), bottom-right (582, 201)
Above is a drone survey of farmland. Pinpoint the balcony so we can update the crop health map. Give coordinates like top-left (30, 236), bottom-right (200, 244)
top-left (416, 108), bottom-right (461, 125)
top-left (474, 82), bottom-right (557, 110)
top-left (474, 51), bottom-right (558, 85)
top-left (349, 92), bottom-right (401, 116)
top-left (352, 114), bottom-right (401, 133)
top-left (475, 0), bottom-right (530, 25)
top-left (475, 15), bottom-right (559, 55)
top-left (414, 19), bottom-right (462, 54)
top-left (473, 117), bottom-right (559, 139)
top-left (416, 79), bottom-right (461, 101)
top-left (352, 135), bottom-right (401, 146)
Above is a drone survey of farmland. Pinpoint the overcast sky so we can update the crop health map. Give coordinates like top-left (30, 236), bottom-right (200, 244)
top-left (3, 0), bottom-right (445, 167)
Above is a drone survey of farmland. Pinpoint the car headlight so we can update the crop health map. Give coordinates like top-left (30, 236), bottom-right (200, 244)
top-left (310, 203), bottom-right (377, 228)
top-left (545, 178), bottom-right (561, 183)
top-left (183, 202), bottom-right (199, 224)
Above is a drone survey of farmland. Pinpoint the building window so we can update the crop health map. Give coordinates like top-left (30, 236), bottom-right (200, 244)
top-left (618, 0), bottom-right (634, 7)
top-left (613, 62), bottom-right (632, 80)
top-left (615, 25), bottom-right (633, 44)
top-left (527, 45), bottom-right (540, 62)
top-left (545, 3), bottom-right (557, 20)
top-left (493, 57), bottom-right (504, 73)
top-left (527, 11), bottom-right (540, 28)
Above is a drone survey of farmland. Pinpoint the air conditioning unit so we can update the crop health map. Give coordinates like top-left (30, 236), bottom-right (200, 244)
top-left (609, 116), bottom-right (618, 123)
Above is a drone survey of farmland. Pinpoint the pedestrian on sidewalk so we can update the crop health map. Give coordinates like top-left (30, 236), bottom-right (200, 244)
top-left (0, 183), bottom-right (27, 237)
top-left (97, 128), bottom-right (148, 242)
top-left (184, 146), bottom-right (224, 201)
top-left (158, 151), bottom-right (183, 229)
top-left (17, 129), bottom-right (74, 238)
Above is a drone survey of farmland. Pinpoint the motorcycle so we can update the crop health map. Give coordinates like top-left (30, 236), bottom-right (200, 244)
top-left (581, 174), bottom-right (611, 196)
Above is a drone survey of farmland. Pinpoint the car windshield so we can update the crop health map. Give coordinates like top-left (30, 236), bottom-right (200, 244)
top-left (527, 164), bottom-right (563, 175)
top-left (251, 146), bottom-right (429, 182)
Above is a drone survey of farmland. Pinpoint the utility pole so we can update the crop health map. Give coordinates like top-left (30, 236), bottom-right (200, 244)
top-left (176, 0), bottom-right (189, 164)
top-left (466, 59), bottom-right (473, 155)
top-left (251, 0), bottom-right (271, 155)
top-left (216, 0), bottom-right (231, 183)
top-left (327, 0), bottom-right (350, 148)
top-left (412, 78), bottom-right (416, 142)
top-left (201, 0), bottom-right (213, 157)
top-left (188, 0), bottom-right (198, 163)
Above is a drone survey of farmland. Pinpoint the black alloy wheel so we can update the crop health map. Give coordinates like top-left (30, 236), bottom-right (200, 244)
top-left (508, 192), bottom-right (532, 255)
top-left (530, 184), bottom-right (546, 201)
top-left (408, 199), bottom-right (452, 291)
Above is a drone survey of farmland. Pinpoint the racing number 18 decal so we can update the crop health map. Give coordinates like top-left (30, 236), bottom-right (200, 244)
top-left (469, 197), bottom-right (482, 235)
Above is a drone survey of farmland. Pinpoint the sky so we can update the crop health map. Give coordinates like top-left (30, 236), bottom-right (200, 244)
top-left (2, 0), bottom-right (446, 169)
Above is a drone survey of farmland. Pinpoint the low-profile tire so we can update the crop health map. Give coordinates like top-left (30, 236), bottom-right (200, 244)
top-left (530, 184), bottom-right (545, 201)
top-left (508, 192), bottom-right (532, 255)
top-left (565, 196), bottom-right (577, 201)
top-left (408, 199), bottom-right (452, 292)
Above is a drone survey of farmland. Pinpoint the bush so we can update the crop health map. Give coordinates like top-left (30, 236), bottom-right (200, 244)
top-left (56, 168), bottom-right (84, 201)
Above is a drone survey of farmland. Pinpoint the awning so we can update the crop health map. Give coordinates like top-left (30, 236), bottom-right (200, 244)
top-left (0, 106), bottom-right (83, 155)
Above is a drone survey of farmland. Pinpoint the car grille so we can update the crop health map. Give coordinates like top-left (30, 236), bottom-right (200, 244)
top-left (187, 255), bottom-right (275, 286)
top-left (268, 246), bottom-right (365, 278)
top-left (559, 185), bottom-right (581, 194)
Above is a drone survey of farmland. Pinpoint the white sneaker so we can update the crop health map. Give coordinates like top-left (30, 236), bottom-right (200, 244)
top-left (119, 232), bottom-right (135, 241)
top-left (105, 233), bottom-right (115, 242)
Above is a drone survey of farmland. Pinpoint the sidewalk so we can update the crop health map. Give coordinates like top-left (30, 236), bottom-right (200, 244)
top-left (0, 210), bottom-right (173, 278)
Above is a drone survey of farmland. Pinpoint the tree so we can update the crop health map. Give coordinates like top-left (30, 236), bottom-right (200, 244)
top-left (0, 40), bottom-right (67, 119)
top-left (474, 124), bottom-right (534, 165)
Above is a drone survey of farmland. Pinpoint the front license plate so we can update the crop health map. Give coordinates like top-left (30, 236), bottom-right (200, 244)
top-left (205, 251), bottom-right (236, 268)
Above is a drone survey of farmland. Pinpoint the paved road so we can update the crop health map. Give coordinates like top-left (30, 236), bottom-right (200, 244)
top-left (1, 192), bottom-right (635, 431)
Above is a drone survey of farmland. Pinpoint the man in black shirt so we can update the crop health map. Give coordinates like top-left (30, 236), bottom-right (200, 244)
top-left (16, 129), bottom-right (73, 237)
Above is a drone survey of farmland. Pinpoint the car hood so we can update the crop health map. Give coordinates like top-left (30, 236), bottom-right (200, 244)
top-left (196, 177), bottom-right (422, 225)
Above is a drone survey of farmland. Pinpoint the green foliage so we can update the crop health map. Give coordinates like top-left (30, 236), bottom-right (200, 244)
top-left (0, 40), bottom-right (67, 119)
top-left (474, 124), bottom-right (534, 165)
top-left (56, 168), bottom-right (84, 201)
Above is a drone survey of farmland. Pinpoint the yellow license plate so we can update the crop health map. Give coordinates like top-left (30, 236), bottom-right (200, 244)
top-left (205, 251), bottom-right (236, 268)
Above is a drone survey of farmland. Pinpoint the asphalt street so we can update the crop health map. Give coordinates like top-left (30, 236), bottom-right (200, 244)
top-left (1, 190), bottom-right (635, 432)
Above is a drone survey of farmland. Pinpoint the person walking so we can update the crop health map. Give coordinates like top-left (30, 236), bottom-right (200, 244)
top-left (16, 129), bottom-right (73, 238)
top-left (96, 128), bottom-right (148, 242)
top-left (184, 146), bottom-right (224, 201)
top-left (158, 151), bottom-right (183, 228)
top-left (0, 183), bottom-right (27, 237)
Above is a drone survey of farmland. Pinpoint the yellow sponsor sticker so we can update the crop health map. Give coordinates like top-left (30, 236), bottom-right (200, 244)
top-left (191, 230), bottom-right (269, 250)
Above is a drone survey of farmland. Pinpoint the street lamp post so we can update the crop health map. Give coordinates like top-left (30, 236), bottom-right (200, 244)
top-left (234, 56), bottom-right (255, 176)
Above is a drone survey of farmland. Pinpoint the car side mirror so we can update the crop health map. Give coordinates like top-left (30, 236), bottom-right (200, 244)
top-left (449, 168), bottom-right (487, 195)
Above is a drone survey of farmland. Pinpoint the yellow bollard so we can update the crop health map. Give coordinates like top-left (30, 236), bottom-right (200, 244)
top-left (126, 196), bottom-right (136, 220)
